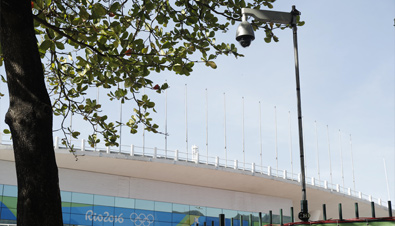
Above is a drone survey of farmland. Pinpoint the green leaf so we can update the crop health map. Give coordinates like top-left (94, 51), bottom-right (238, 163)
top-left (92, 3), bottom-right (107, 18)
top-left (206, 61), bottom-right (217, 69)
top-left (110, 2), bottom-right (121, 12)
top-left (55, 41), bottom-right (65, 50)
top-left (40, 40), bottom-right (53, 52)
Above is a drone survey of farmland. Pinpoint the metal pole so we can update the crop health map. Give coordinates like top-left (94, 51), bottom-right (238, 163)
top-left (339, 130), bottom-right (345, 190)
top-left (290, 207), bottom-right (294, 223)
top-left (165, 84), bottom-right (168, 156)
top-left (349, 134), bottom-right (356, 191)
top-left (259, 102), bottom-right (263, 173)
top-left (371, 202), bottom-right (376, 218)
top-left (206, 88), bottom-right (209, 164)
top-left (280, 209), bottom-right (283, 226)
top-left (338, 203), bottom-right (343, 220)
top-left (274, 106), bottom-right (278, 175)
top-left (224, 93), bottom-right (227, 166)
top-left (326, 125), bottom-right (333, 187)
top-left (315, 121), bottom-right (320, 182)
top-left (355, 202), bottom-right (359, 219)
top-left (185, 84), bottom-right (188, 160)
top-left (219, 214), bottom-right (225, 226)
top-left (242, 97), bottom-right (245, 169)
top-left (119, 83), bottom-right (123, 153)
top-left (291, 5), bottom-right (309, 222)
top-left (289, 111), bottom-right (294, 179)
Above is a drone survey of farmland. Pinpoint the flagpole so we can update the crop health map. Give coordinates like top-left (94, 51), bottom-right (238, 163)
top-left (326, 125), bottom-right (333, 187)
top-left (259, 101), bottom-right (263, 173)
top-left (206, 88), bottom-right (209, 164)
top-left (339, 129), bottom-right (345, 191)
top-left (383, 158), bottom-right (391, 201)
top-left (242, 97), bottom-right (245, 170)
top-left (69, 111), bottom-right (73, 145)
top-left (164, 82), bottom-right (168, 157)
top-left (315, 121), bottom-right (320, 182)
top-left (289, 111), bottom-right (294, 179)
top-left (274, 106), bottom-right (278, 175)
top-left (142, 88), bottom-right (146, 156)
top-left (349, 134), bottom-right (356, 191)
top-left (185, 84), bottom-right (188, 161)
top-left (95, 87), bottom-right (99, 152)
top-left (224, 93), bottom-right (227, 167)
top-left (119, 83), bottom-right (123, 153)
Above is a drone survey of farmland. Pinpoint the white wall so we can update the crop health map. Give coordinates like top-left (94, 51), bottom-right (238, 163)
top-left (0, 160), bottom-right (292, 215)
top-left (58, 167), bottom-right (293, 215)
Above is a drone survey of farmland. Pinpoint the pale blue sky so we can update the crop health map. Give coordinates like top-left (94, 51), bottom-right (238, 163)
top-left (135, 0), bottom-right (395, 205)
top-left (0, 0), bottom-right (393, 209)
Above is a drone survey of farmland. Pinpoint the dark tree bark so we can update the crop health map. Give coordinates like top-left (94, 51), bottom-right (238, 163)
top-left (0, 0), bottom-right (63, 225)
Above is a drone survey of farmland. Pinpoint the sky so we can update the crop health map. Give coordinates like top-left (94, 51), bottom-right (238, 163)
top-left (0, 0), bottom-right (394, 209)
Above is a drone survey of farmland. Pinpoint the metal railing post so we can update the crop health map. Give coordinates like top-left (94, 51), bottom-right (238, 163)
top-left (130, 144), bottom-right (134, 156)
top-left (219, 214), bottom-right (225, 226)
top-left (81, 139), bottom-right (85, 151)
top-left (338, 203), bottom-right (343, 220)
top-left (371, 201), bottom-right (376, 218)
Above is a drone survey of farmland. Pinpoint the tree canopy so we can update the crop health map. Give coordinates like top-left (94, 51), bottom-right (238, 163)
top-left (0, 0), bottom-right (303, 149)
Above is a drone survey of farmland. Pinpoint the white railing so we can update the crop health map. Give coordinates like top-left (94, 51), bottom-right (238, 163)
top-left (0, 133), bottom-right (390, 209)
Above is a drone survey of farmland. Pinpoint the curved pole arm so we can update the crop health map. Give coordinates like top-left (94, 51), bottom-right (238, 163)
top-left (241, 8), bottom-right (293, 25)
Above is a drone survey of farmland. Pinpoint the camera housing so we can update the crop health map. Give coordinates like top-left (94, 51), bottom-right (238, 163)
top-left (236, 21), bottom-right (255, 48)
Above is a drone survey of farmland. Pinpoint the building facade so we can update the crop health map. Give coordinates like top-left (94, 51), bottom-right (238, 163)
top-left (0, 141), bottom-right (393, 225)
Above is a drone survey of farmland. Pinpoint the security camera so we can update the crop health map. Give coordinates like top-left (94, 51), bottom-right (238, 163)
top-left (236, 21), bottom-right (255, 48)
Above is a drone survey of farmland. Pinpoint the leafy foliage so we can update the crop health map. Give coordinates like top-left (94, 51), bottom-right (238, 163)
top-left (0, 0), bottom-right (302, 148)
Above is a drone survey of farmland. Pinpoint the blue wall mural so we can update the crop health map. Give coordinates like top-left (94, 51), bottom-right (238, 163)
top-left (0, 184), bottom-right (290, 225)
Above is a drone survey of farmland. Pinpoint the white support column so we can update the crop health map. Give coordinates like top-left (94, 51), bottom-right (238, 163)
top-left (251, 163), bottom-right (255, 173)
top-left (268, 166), bottom-right (272, 176)
top-left (324, 180), bottom-right (328, 189)
top-left (215, 156), bottom-right (219, 167)
top-left (234, 160), bottom-right (238, 169)
top-left (369, 195), bottom-right (372, 202)
top-left (336, 184), bottom-right (340, 192)
top-left (311, 177), bottom-right (315, 186)
top-left (298, 173), bottom-right (301, 182)
top-left (106, 147), bottom-right (110, 153)
top-left (130, 144), bottom-right (134, 156)
top-left (153, 147), bottom-right (157, 159)
top-left (175, 149), bottom-right (178, 161)
top-left (54, 136), bottom-right (59, 150)
top-left (348, 188), bottom-right (351, 196)
top-left (359, 192), bottom-right (362, 199)
top-left (81, 139), bottom-right (85, 151)
top-left (283, 170), bottom-right (287, 179)
top-left (378, 198), bottom-right (381, 205)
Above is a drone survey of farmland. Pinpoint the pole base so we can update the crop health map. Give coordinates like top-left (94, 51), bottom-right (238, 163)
top-left (298, 200), bottom-right (310, 222)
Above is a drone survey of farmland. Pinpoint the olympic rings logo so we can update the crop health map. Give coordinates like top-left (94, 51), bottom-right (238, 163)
top-left (130, 213), bottom-right (155, 226)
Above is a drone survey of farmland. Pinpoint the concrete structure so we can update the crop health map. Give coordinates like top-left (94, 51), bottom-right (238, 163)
top-left (0, 140), bottom-right (393, 225)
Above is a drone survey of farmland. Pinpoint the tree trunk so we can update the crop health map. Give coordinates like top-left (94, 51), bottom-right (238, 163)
top-left (0, 0), bottom-right (63, 225)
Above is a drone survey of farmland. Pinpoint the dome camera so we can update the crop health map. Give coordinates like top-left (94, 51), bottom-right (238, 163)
top-left (236, 21), bottom-right (255, 48)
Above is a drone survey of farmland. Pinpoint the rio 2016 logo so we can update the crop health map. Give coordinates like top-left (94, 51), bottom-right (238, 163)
top-left (85, 210), bottom-right (155, 225)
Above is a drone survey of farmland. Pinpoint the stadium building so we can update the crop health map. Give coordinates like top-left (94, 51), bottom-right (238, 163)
top-left (0, 138), bottom-right (393, 225)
